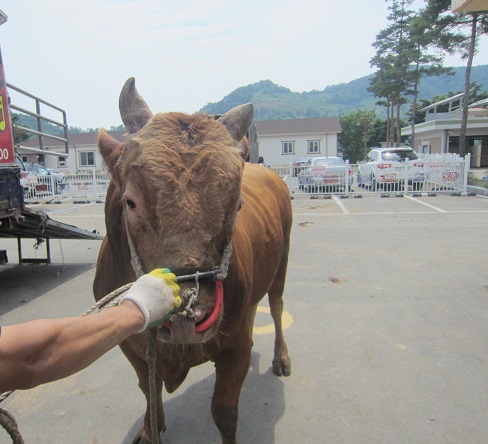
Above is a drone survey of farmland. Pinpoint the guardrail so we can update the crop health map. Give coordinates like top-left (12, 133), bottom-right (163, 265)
top-left (270, 153), bottom-right (471, 197)
top-left (23, 170), bottom-right (111, 203)
top-left (22, 153), bottom-right (472, 204)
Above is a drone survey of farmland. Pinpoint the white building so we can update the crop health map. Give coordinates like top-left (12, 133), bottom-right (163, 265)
top-left (254, 117), bottom-right (342, 165)
top-left (18, 131), bottom-right (127, 172)
top-left (18, 117), bottom-right (342, 170)
top-left (401, 93), bottom-right (488, 167)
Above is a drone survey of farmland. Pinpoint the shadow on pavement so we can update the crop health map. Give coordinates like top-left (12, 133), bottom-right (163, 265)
top-left (121, 351), bottom-right (286, 444)
top-left (0, 263), bottom-right (96, 316)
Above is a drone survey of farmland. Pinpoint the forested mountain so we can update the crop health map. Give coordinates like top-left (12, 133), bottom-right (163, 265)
top-left (201, 65), bottom-right (488, 120)
top-left (14, 65), bottom-right (488, 136)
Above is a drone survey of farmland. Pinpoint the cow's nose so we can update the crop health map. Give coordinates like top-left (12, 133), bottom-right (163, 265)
top-left (171, 260), bottom-right (202, 277)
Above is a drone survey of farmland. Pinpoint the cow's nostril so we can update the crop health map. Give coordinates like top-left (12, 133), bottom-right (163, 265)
top-left (193, 306), bottom-right (207, 323)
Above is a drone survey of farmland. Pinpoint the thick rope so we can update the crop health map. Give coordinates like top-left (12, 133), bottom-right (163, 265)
top-left (0, 409), bottom-right (24, 444)
top-left (80, 283), bottom-right (133, 316)
top-left (125, 215), bottom-right (144, 279)
top-left (213, 242), bottom-right (233, 281)
top-left (146, 328), bottom-right (159, 444)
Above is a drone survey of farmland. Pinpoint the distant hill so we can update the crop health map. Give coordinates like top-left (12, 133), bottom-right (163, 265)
top-left (201, 65), bottom-right (488, 120)
top-left (14, 65), bottom-right (488, 135)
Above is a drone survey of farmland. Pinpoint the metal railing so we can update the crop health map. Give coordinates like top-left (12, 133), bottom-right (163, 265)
top-left (270, 154), bottom-right (471, 197)
top-left (23, 170), bottom-right (111, 202)
top-left (7, 82), bottom-right (69, 156)
top-left (21, 153), bottom-right (472, 203)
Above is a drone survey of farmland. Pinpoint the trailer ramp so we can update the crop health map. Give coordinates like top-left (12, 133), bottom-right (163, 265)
top-left (0, 208), bottom-right (103, 264)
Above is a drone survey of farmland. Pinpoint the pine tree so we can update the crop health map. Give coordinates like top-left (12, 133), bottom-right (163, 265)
top-left (422, 0), bottom-right (488, 156)
top-left (370, 0), bottom-right (452, 149)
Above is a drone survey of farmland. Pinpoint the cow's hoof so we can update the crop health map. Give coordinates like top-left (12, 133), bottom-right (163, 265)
top-left (272, 357), bottom-right (291, 377)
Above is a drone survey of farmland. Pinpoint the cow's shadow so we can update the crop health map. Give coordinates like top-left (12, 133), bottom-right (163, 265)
top-left (122, 350), bottom-right (286, 444)
top-left (0, 263), bottom-right (95, 316)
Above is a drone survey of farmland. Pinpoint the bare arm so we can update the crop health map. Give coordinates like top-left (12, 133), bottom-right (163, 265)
top-left (0, 301), bottom-right (144, 392)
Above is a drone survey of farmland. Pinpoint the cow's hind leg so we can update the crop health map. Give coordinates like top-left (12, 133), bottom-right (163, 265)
top-left (268, 249), bottom-right (291, 377)
top-left (119, 341), bottom-right (165, 444)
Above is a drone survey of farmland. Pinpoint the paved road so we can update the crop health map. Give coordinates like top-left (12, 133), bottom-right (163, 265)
top-left (1, 194), bottom-right (488, 443)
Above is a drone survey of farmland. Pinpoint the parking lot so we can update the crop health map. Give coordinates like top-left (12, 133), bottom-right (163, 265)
top-left (1, 193), bottom-right (488, 443)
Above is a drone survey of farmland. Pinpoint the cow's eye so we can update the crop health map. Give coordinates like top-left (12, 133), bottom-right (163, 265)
top-left (126, 199), bottom-right (136, 210)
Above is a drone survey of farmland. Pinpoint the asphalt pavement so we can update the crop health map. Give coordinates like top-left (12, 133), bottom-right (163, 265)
top-left (1, 194), bottom-right (488, 444)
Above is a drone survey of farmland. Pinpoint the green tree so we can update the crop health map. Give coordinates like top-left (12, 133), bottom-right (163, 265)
top-left (422, 0), bottom-right (488, 156)
top-left (370, 1), bottom-right (453, 149)
top-left (370, 0), bottom-right (415, 146)
top-left (339, 110), bottom-right (377, 162)
top-left (11, 113), bottom-right (30, 145)
top-left (405, 11), bottom-right (453, 149)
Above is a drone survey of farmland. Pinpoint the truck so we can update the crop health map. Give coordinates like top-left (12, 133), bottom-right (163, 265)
top-left (0, 10), bottom-right (102, 265)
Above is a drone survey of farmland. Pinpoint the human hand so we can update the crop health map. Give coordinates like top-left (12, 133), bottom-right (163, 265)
top-left (119, 268), bottom-right (181, 332)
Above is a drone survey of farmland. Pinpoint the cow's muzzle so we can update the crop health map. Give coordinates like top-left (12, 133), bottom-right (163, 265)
top-left (157, 271), bottom-right (224, 343)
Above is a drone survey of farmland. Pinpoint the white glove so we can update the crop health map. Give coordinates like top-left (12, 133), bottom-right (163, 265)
top-left (120, 268), bottom-right (181, 332)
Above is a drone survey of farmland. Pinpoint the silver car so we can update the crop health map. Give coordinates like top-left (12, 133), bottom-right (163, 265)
top-left (298, 156), bottom-right (351, 192)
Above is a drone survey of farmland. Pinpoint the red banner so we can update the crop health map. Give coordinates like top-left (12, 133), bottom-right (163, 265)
top-left (0, 47), bottom-right (15, 165)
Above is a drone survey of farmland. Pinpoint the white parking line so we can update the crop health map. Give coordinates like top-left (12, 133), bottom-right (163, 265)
top-left (34, 202), bottom-right (100, 215)
top-left (403, 194), bottom-right (447, 212)
top-left (332, 195), bottom-right (350, 214)
top-left (293, 210), bottom-right (488, 216)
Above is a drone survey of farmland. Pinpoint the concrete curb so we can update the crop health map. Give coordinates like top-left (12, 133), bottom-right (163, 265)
top-left (467, 185), bottom-right (488, 196)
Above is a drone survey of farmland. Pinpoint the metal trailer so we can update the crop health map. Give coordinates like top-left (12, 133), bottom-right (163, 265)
top-left (0, 10), bottom-right (102, 265)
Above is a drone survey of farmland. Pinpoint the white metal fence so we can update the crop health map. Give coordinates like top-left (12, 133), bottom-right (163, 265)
top-left (22, 154), bottom-right (471, 204)
top-left (23, 170), bottom-right (111, 202)
top-left (271, 153), bottom-right (471, 197)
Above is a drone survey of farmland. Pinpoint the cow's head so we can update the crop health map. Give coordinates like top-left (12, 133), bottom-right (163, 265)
top-left (98, 78), bottom-right (253, 344)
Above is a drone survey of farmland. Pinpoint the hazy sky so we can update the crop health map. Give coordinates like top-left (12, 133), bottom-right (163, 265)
top-left (1, 0), bottom-right (487, 129)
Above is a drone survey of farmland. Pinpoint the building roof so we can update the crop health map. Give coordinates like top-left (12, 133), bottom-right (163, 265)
top-left (254, 117), bottom-right (341, 136)
top-left (20, 116), bottom-right (342, 148)
top-left (419, 92), bottom-right (465, 113)
top-left (469, 98), bottom-right (488, 108)
top-left (21, 130), bottom-right (128, 148)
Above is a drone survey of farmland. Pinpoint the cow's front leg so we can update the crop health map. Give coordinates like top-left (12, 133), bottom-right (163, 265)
top-left (212, 344), bottom-right (252, 444)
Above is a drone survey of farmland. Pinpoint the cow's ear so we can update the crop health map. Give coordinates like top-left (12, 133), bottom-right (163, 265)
top-left (218, 103), bottom-right (254, 146)
top-left (98, 128), bottom-right (123, 172)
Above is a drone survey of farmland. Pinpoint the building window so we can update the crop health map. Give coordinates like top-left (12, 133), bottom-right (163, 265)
top-left (58, 156), bottom-right (67, 168)
top-left (308, 140), bottom-right (320, 154)
top-left (282, 141), bottom-right (295, 155)
top-left (79, 151), bottom-right (96, 167)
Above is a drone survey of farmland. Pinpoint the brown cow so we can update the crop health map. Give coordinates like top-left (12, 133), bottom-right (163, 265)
top-left (93, 78), bottom-right (292, 444)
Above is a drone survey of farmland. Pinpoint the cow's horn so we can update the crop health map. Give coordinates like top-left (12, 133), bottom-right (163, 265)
top-left (218, 103), bottom-right (254, 143)
top-left (119, 77), bottom-right (154, 134)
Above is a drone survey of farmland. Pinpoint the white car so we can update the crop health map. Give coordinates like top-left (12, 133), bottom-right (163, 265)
top-left (357, 147), bottom-right (425, 190)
